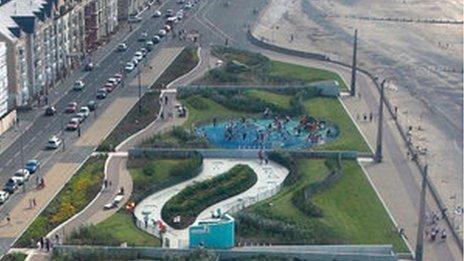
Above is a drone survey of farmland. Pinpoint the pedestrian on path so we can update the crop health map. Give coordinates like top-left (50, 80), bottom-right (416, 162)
top-left (29, 198), bottom-right (33, 208)
top-left (45, 238), bottom-right (50, 252)
top-left (6, 213), bottom-right (11, 224)
top-left (55, 234), bottom-right (60, 245)
top-left (40, 237), bottom-right (44, 250)
top-left (369, 112), bottom-right (373, 122)
top-left (109, 180), bottom-right (112, 187)
top-left (33, 198), bottom-right (37, 208)
top-left (103, 179), bottom-right (108, 189)
top-left (363, 113), bottom-right (367, 121)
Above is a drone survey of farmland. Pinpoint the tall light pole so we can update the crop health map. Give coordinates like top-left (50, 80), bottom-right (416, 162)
top-left (350, 29), bottom-right (358, 97)
top-left (138, 65), bottom-right (142, 113)
top-left (374, 79), bottom-right (385, 163)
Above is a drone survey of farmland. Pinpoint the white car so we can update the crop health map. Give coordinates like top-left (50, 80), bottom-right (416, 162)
top-left (78, 106), bottom-right (90, 118)
top-left (138, 32), bottom-right (148, 42)
top-left (104, 195), bottom-right (124, 210)
top-left (128, 16), bottom-right (142, 23)
top-left (73, 80), bottom-right (85, 91)
top-left (134, 51), bottom-right (143, 61)
top-left (117, 43), bottom-right (128, 51)
top-left (153, 10), bottom-right (162, 17)
top-left (125, 62), bottom-right (135, 72)
top-left (107, 77), bottom-right (118, 86)
top-left (0, 190), bottom-right (9, 204)
top-left (47, 135), bottom-right (62, 149)
top-left (157, 29), bottom-right (167, 37)
top-left (12, 169), bottom-right (31, 185)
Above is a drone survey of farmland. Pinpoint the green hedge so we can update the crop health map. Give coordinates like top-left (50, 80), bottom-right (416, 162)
top-left (130, 153), bottom-right (203, 203)
top-left (162, 165), bottom-right (257, 229)
top-left (15, 156), bottom-right (106, 248)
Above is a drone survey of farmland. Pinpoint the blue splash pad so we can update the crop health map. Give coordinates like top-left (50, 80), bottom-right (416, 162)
top-left (194, 118), bottom-right (338, 149)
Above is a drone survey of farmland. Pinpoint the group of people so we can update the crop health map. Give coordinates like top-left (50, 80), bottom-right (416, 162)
top-left (425, 211), bottom-right (447, 242)
top-left (36, 234), bottom-right (60, 252)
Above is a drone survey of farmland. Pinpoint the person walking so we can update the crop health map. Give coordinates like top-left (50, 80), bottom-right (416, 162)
top-left (6, 213), bottom-right (11, 224)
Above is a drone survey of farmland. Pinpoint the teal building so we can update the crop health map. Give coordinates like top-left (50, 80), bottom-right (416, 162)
top-left (189, 214), bottom-right (235, 249)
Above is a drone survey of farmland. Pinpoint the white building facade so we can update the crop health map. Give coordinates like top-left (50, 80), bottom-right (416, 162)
top-left (0, 42), bottom-right (8, 117)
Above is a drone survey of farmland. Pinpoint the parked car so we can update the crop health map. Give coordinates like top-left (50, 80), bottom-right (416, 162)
top-left (153, 10), bottom-right (162, 17)
top-left (25, 159), bottom-right (40, 173)
top-left (157, 29), bottom-right (167, 38)
top-left (177, 0), bottom-right (185, 4)
top-left (165, 9), bottom-right (174, 17)
top-left (104, 82), bottom-right (115, 93)
top-left (132, 57), bottom-right (139, 66)
top-left (73, 80), bottom-right (85, 91)
top-left (12, 169), bottom-right (31, 185)
top-left (128, 15), bottom-right (142, 23)
top-left (138, 32), bottom-right (148, 42)
top-left (134, 51), bottom-right (144, 61)
top-left (97, 88), bottom-right (107, 99)
top-left (47, 135), bottom-right (62, 149)
top-left (66, 118), bottom-right (80, 131)
top-left (146, 41), bottom-right (154, 51)
top-left (107, 77), bottom-right (118, 87)
top-left (125, 62), bottom-right (135, 73)
top-left (84, 62), bottom-right (94, 71)
top-left (164, 24), bottom-right (171, 32)
top-left (166, 16), bottom-right (178, 25)
top-left (140, 48), bottom-right (148, 57)
top-left (0, 190), bottom-right (9, 204)
top-left (184, 2), bottom-right (193, 9)
top-left (176, 11), bottom-right (184, 20)
top-left (4, 178), bottom-right (18, 194)
top-left (114, 73), bottom-right (123, 83)
top-left (117, 43), bottom-right (128, 51)
top-left (78, 106), bottom-right (90, 118)
top-left (152, 35), bottom-right (161, 44)
top-left (45, 106), bottom-right (56, 116)
top-left (87, 100), bottom-right (97, 111)
top-left (65, 102), bottom-right (78, 113)
top-left (74, 113), bottom-right (85, 123)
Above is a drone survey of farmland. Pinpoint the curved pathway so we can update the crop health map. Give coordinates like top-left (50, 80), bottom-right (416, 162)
top-left (134, 158), bottom-right (288, 249)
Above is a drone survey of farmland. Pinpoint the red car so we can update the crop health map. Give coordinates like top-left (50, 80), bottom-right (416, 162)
top-left (104, 82), bottom-right (114, 93)
top-left (65, 102), bottom-right (77, 113)
top-left (114, 73), bottom-right (123, 83)
top-left (66, 118), bottom-right (80, 131)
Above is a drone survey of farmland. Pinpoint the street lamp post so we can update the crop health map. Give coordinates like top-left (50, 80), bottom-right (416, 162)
top-left (138, 66), bottom-right (142, 113)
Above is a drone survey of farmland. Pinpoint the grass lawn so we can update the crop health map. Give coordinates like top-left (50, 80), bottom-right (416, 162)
top-left (269, 61), bottom-right (348, 91)
top-left (16, 156), bottom-right (106, 248)
top-left (181, 96), bottom-right (254, 128)
top-left (244, 90), bottom-right (291, 109)
top-left (91, 211), bottom-right (160, 246)
top-left (304, 97), bottom-right (371, 152)
top-left (243, 159), bottom-right (407, 252)
top-left (1, 252), bottom-right (27, 261)
top-left (129, 158), bottom-right (192, 189)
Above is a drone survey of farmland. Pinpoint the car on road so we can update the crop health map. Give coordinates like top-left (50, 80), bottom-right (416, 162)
top-left (66, 118), bottom-right (80, 131)
top-left (85, 62), bottom-right (94, 71)
top-left (164, 24), bottom-right (172, 32)
top-left (74, 113), bottom-right (85, 123)
top-left (65, 102), bottom-right (78, 113)
top-left (45, 106), bottom-right (56, 116)
top-left (78, 106), bottom-right (90, 118)
top-left (140, 48), bottom-right (148, 57)
top-left (165, 9), bottom-right (174, 17)
top-left (184, 2), bottom-right (192, 9)
top-left (104, 82), bottom-right (115, 93)
top-left (166, 16), bottom-right (178, 25)
top-left (97, 88), bottom-right (107, 99)
top-left (128, 15), bottom-right (142, 23)
top-left (47, 135), bottom-right (62, 149)
top-left (152, 35), bottom-right (161, 44)
top-left (157, 29), bottom-right (167, 38)
top-left (176, 11), bottom-right (184, 20)
top-left (153, 10), bottom-right (162, 17)
top-left (146, 41), bottom-right (154, 51)
top-left (107, 77), bottom-right (118, 87)
top-left (114, 73), bottom-right (123, 83)
top-left (134, 51), bottom-right (144, 61)
top-left (125, 62), bottom-right (135, 73)
top-left (117, 43), bottom-right (128, 52)
top-left (12, 169), bottom-right (31, 185)
top-left (25, 159), bottom-right (40, 173)
top-left (138, 32), bottom-right (148, 42)
top-left (3, 178), bottom-right (18, 194)
top-left (87, 100), bottom-right (97, 111)
top-left (0, 190), bottom-right (9, 204)
top-left (104, 195), bottom-right (124, 210)
top-left (73, 80), bottom-right (85, 91)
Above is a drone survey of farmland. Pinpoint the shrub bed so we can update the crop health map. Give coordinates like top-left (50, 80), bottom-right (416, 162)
top-left (162, 165), bottom-right (257, 229)
top-left (15, 156), bottom-right (106, 247)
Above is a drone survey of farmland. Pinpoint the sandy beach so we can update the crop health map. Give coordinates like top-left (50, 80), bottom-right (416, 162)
top-left (253, 0), bottom-right (463, 226)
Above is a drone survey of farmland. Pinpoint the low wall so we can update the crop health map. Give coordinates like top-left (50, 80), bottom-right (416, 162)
top-left (53, 245), bottom-right (399, 261)
top-left (0, 109), bottom-right (16, 136)
top-left (129, 148), bottom-right (370, 160)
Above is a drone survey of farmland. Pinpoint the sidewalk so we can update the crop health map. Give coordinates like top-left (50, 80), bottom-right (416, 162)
top-left (0, 48), bottom-right (183, 254)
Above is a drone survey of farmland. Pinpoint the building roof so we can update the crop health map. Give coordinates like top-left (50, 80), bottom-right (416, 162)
top-left (0, 0), bottom-right (51, 42)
